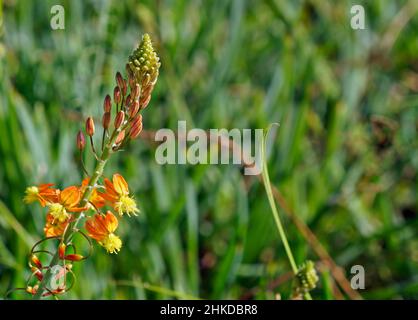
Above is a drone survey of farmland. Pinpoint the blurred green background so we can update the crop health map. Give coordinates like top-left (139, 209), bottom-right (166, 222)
top-left (0, 0), bottom-right (417, 299)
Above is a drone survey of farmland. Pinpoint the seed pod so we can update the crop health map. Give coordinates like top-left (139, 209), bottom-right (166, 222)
top-left (114, 111), bottom-right (125, 129)
top-left (114, 86), bottom-right (121, 105)
top-left (102, 112), bottom-right (111, 130)
top-left (103, 94), bottom-right (112, 113)
top-left (86, 117), bottom-right (95, 136)
top-left (129, 101), bottom-right (140, 119)
top-left (76, 130), bottom-right (86, 150)
top-left (115, 130), bottom-right (126, 145)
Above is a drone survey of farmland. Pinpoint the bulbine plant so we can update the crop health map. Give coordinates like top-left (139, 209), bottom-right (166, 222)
top-left (8, 34), bottom-right (160, 299)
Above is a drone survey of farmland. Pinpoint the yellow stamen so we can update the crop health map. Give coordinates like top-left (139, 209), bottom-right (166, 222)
top-left (48, 203), bottom-right (69, 223)
top-left (100, 233), bottom-right (122, 254)
top-left (23, 186), bottom-right (39, 204)
top-left (114, 195), bottom-right (139, 217)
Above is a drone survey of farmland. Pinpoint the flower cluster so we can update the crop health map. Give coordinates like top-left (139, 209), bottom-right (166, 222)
top-left (15, 34), bottom-right (160, 299)
top-left (23, 173), bottom-right (138, 254)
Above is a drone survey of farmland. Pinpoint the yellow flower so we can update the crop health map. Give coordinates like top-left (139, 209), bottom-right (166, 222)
top-left (23, 184), bottom-right (59, 207)
top-left (100, 174), bottom-right (139, 217)
top-left (47, 186), bottom-right (87, 223)
top-left (85, 211), bottom-right (122, 254)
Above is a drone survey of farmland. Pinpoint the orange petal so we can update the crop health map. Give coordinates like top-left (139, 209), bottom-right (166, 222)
top-left (112, 174), bottom-right (129, 196)
top-left (60, 186), bottom-right (81, 208)
top-left (105, 211), bottom-right (118, 233)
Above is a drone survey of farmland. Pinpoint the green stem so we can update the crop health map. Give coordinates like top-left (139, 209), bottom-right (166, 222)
top-left (32, 128), bottom-right (121, 299)
top-left (261, 125), bottom-right (312, 300)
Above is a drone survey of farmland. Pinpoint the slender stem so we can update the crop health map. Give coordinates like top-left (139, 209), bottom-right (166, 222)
top-left (32, 128), bottom-right (121, 299)
top-left (261, 126), bottom-right (312, 300)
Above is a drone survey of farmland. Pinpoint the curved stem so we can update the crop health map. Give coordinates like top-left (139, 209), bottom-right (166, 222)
top-left (261, 125), bottom-right (312, 300)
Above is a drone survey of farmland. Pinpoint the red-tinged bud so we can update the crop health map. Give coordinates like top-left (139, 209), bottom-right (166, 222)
top-left (26, 286), bottom-right (37, 295)
top-left (30, 254), bottom-right (42, 269)
top-left (114, 111), bottom-right (125, 129)
top-left (139, 94), bottom-right (151, 110)
top-left (64, 254), bottom-right (84, 261)
top-left (125, 94), bottom-right (131, 108)
top-left (132, 83), bottom-right (141, 100)
top-left (76, 130), bottom-right (86, 150)
top-left (115, 130), bottom-right (126, 145)
top-left (86, 117), bottom-right (95, 136)
top-left (129, 101), bottom-right (140, 119)
top-left (130, 122), bottom-right (143, 139)
top-left (103, 94), bottom-right (112, 113)
top-left (31, 266), bottom-right (43, 281)
top-left (58, 243), bottom-right (66, 259)
top-left (128, 75), bottom-right (135, 91)
top-left (116, 72), bottom-right (127, 96)
top-left (114, 86), bottom-right (121, 105)
top-left (102, 112), bottom-right (111, 130)
top-left (116, 72), bottom-right (123, 89)
top-left (131, 114), bottom-right (142, 129)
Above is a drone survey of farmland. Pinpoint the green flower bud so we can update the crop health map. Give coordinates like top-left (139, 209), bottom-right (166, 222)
top-left (293, 260), bottom-right (319, 295)
top-left (127, 34), bottom-right (161, 86)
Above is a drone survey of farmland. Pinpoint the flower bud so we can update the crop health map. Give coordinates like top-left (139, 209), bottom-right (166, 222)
top-left (102, 112), bottom-right (111, 130)
top-left (130, 121), bottom-right (143, 139)
top-left (58, 243), bottom-right (66, 259)
top-left (64, 254), bottom-right (84, 262)
top-left (131, 114), bottom-right (142, 129)
top-left (114, 86), bottom-right (121, 105)
top-left (125, 94), bottom-right (131, 108)
top-left (114, 111), bottom-right (125, 129)
top-left (30, 254), bottom-right (42, 269)
top-left (115, 130), bottom-right (126, 145)
top-left (103, 94), bottom-right (112, 113)
top-left (76, 130), bottom-right (86, 150)
top-left (139, 94), bottom-right (151, 110)
top-left (132, 83), bottom-right (141, 100)
top-left (116, 72), bottom-right (127, 96)
top-left (129, 101), bottom-right (140, 119)
top-left (86, 117), bottom-right (95, 136)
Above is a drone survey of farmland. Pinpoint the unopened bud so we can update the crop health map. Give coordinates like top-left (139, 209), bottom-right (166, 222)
top-left (30, 254), bottom-right (42, 269)
top-left (116, 72), bottom-right (127, 96)
top-left (129, 101), bottom-right (140, 119)
top-left (102, 112), bottom-right (111, 130)
top-left (76, 130), bottom-right (86, 150)
top-left (131, 114), bottom-right (142, 129)
top-left (132, 83), bottom-right (141, 100)
top-left (125, 94), bottom-right (131, 108)
top-left (130, 121), bottom-right (143, 139)
top-left (86, 117), bottom-right (95, 136)
top-left (139, 94), bottom-right (151, 110)
top-left (103, 94), bottom-right (112, 113)
top-left (115, 130), bottom-right (126, 145)
top-left (58, 243), bottom-right (66, 259)
top-left (64, 254), bottom-right (84, 262)
top-left (114, 111), bottom-right (125, 129)
top-left (114, 86), bottom-right (121, 105)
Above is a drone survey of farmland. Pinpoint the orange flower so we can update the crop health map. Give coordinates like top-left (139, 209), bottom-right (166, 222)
top-left (44, 213), bottom-right (70, 237)
top-left (100, 174), bottom-right (139, 217)
top-left (47, 186), bottom-right (87, 223)
top-left (80, 178), bottom-right (105, 209)
top-left (23, 183), bottom-right (59, 207)
top-left (85, 211), bottom-right (122, 254)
